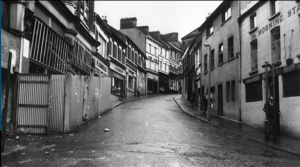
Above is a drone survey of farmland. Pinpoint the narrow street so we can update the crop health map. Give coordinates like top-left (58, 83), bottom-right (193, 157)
top-left (2, 95), bottom-right (300, 167)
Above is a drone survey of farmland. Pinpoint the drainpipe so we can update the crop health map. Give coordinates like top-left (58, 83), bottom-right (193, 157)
top-left (237, 0), bottom-right (242, 123)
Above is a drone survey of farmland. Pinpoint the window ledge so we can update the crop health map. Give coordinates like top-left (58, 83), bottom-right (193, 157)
top-left (211, 67), bottom-right (215, 71)
top-left (268, 12), bottom-right (280, 21)
top-left (227, 57), bottom-right (235, 62)
top-left (221, 16), bottom-right (232, 27)
top-left (218, 62), bottom-right (224, 67)
top-left (204, 71), bottom-right (208, 75)
top-left (249, 27), bottom-right (258, 34)
top-left (249, 69), bottom-right (259, 76)
top-left (206, 32), bottom-right (214, 39)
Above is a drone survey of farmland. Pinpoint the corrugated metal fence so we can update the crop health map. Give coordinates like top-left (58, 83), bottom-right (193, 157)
top-left (16, 74), bottom-right (112, 134)
top-left (17, 74), bottom-right (50, 134)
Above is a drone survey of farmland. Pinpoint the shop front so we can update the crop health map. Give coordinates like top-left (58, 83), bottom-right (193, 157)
top-left (126, 68), bottom-right (137, 98)
top-left (109, 62), bottom-right (126, 100)
top-left (147, 73), bottom-right (159, 94)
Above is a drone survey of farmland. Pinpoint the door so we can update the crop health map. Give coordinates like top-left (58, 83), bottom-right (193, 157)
top-left (16, 74), bottom-right (50, 134)
top-left (218, 84), bottom-right (223, 116)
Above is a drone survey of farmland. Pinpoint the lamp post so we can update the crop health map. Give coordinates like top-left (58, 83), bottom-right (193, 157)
top-left (204, 43), bottom-right (211, 121)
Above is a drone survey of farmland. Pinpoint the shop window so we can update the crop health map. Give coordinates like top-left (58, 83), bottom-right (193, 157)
top-left (228, 36), bottom-right (234, 59)
top-left (211, 49), bottom-right (215, 69)
top-left (112, 77), bottom-right (124, 96)
top-left (128, 75), bottom-right (134, 92)
top-left (282, 70), bottom-right (300, 97)
top-left (271, 27), bottom-right (281, 63)
top-left (251, 39), bottom-right (258, 71)
top-left (245, 80), bottom-right (263, 102)
top-left (250, 13), bottom-right (257, 30)
top-left (222, 6), bottom-right (231, 23)
top-left (219, 43), bottom-right (223, 64)
top-left (270, 0), bottom-right (279, 16)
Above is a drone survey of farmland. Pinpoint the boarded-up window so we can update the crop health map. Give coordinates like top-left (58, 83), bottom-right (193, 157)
top-left (283, 70), bottom-right (300, 97)
top-left (246, 80), bottom-right (263, 102)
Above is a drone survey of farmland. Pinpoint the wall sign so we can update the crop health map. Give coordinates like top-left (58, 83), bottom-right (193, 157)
top-left (110, 62), bottom-right (126, 76)
top-left (94, 58), bottom-right (108, 75)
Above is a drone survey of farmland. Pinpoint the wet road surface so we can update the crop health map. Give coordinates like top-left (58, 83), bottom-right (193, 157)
top-left (2, 95), bottom-right (300, 166)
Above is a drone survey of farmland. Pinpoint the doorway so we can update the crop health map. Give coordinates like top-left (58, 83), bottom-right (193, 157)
top-left (218, 84), bottom-right (223, 116)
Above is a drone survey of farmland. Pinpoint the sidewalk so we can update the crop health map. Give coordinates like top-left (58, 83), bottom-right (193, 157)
top-left (173, 95), bottom-right (300, 156)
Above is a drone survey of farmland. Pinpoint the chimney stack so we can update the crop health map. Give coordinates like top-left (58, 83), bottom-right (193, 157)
top-left (149, 31), bottom-right (160, 40)
top-left (120, 17), bottom-right (137, 29)
top-left (137, 26), bottom-right (149, 35)
top-left (161, 32), bottom-right (178, 42)
top-left (102, 16), bottom-right (108, 24)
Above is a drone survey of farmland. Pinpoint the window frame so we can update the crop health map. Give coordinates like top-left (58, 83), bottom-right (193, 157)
top-left (222, 6), bottom-right (231, 23)
top-left (228, 36), bottom-right (234, 60)
top-left (219, 43), bottom-right (224, 65)
top-left (250, 12), bottom-right (257, 30)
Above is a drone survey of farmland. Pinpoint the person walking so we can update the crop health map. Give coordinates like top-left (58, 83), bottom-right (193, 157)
top-left (137, 87), bottom-right (140, 97)
top-left (203, 92), bottom-right (208, 115)
top-left (263, 96), bottom-right (274, 134)
top-left (203, 91), bottom-right (212, 115)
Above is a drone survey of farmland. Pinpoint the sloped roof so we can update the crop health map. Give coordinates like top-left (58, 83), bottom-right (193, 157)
top-left (106, 24), bottom-right (127, 47)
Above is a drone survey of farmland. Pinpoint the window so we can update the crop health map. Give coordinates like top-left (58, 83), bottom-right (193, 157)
top-left (246, 80), bottom-right (263, 102)
top-left (2, 1), bottom-right (10, 28)
top-left (207, 23), bottom-right (213, 37)
top-left (270, 0), bottom-right (279, 16)
top-left (251, 39), bottom-right (258, 71)
top-left (226, 82), bottom-right (230, 102)
top-left (271, 27), bottom-right (281, 63)
top-left (147, 44), bottom-right (151, 52)
top-left (113, 44), bottom-right (117, 59)
top-left (80, 0), bottom-right (89, 25)
top-left (250, 13), bottom-right (257, 30)
top-left (226, 80), bottom-right (235, 102)
top-left (283, 70), bottom-right (300, 97)
top-left (128, 75), bottom-right (134, 91)
top-left (118, 48), bottom-right (121, 62)
top-left (228, 36), bottom-right (234, 59)
top-left (204, 54), bottom-right (208, 72)
top-left (231, 80), bottom-right (235, 101)
top-left (219, 44), bottom-right (223, 64)
top-left (112, 76), bottom-right (124, 96)
top-left (107, 41), bottom-right (111, 56)
top-left (222, 7), bottom-right (231, 22)
top-left (165, 63), bottom-right (167, 71)
top-left (211, 49), bottom-right (215, 69)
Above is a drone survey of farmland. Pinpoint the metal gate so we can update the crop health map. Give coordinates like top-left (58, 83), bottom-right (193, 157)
top-left (16, 74), bottom-right (50, 134)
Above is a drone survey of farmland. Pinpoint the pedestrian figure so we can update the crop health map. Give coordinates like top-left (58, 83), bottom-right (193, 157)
top-left (137, 87), bottom-right (140, 97)
top-left (203, 91), bottom-right (212, 115)
top-left (263, 96), bottom-right (274, 134)
top-left (190, 91), bottom-right (195, 108)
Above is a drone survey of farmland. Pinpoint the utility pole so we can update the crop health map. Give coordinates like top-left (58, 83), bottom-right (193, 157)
top-left (262, 61), bottom-right (270, 141)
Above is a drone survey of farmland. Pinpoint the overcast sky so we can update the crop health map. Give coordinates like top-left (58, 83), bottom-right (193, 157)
top-left (94, 1), bottom-right (223, 41)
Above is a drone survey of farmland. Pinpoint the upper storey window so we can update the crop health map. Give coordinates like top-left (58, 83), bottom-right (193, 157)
top-left (206, 23), bottom-right (213, 38)
top-left (80, 0), bottom-right (89, 25)
top-left (270, 0), bottom-right (279, 16)
top-left (222, 6), bottom-right (231, 23)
